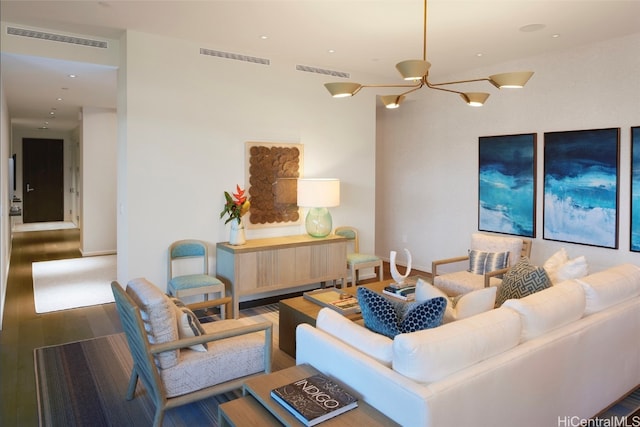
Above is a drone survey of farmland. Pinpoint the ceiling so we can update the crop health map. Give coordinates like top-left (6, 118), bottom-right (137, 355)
top-left (1, 0), bottom-right (639, 132)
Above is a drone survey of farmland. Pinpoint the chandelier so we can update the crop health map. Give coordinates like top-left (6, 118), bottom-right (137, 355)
top-left (324, 0), bottom-right (534, 109)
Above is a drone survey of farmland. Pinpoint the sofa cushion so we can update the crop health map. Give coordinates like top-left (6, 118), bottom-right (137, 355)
top-left (468, 250), bottom-right (510, 275)
top-left (495, 257), bottom-right (552, 307)
top-left (162, 319), bottom-right (267, 398)
top-left (416, 278), bottom-right (496, 323)
top-left (126, 278), bottom-right (179, 369)
top-left (357, 287), bottom-right (446, 338)
top-left (392, 307), bottom-right (521, 383)
top-left (316, 307), bottom-right (393, 366)
top-left (169, 297), bottom-right (208, 352)
top-left (576, 263), bottom-right (640, 315)
top-left (434, 271), bottom-right (503, 296)
top-left (502, 280), bottom-right (585, 342)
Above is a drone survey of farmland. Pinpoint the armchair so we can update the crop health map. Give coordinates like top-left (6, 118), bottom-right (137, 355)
top-left (167, 239), bottom-right (231, 318)
top-left (335, 226), bottom-right (383, 287)
top-left (111, 278), bottom-right (272, 427)
top-left (432, 233), bottom-right (531, 296)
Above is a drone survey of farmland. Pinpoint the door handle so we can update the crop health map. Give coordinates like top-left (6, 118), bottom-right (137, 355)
top-left (27, 184), bottom-right (35, 192)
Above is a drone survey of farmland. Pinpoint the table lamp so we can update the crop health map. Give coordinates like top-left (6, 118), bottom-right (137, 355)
top-left (297, 178), bottom-right (340, 238)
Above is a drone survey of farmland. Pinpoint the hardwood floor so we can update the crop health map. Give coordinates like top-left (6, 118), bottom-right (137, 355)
top-left (0, 229), bottom-right (421, 426)
top-left (0, 229), bottom-right (122, 427)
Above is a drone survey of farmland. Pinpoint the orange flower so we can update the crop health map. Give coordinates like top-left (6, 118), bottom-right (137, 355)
top-left (220, 185), bottom-right (251, 224)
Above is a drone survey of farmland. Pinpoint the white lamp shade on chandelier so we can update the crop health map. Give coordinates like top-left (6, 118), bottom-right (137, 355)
top-left (297, 178), bottom-right (340, 238)
top-left (323, 0), bottom-right (534, 109)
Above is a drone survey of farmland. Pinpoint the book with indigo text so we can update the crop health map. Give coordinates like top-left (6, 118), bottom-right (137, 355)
top-left (270, 374), bottom-right (358, 426)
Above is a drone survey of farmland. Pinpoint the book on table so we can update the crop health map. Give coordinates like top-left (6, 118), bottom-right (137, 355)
top-left (383, 286), bottom-right (416, 301)
top-left (303, 289), bottom-right (361, 314)
top-left (270, 373), bottom-right (358, 426)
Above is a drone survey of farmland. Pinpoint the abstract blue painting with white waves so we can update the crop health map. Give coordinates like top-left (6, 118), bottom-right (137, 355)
top-left (479, 134), bottom-right (535, 237)
top-left (631, 127), bottom-right (640, 251)
top-left (543, 128), bottom-right (619, 248)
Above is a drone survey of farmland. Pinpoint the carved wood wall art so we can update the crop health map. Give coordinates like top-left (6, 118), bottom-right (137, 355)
top-left (245, 142), bottom-right (303, 228)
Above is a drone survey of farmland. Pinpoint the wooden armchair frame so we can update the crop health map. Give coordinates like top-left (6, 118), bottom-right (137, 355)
top-left (432, 238), bottom-right (532, 288)
top-left (111, 281), bottom-right (272, 427)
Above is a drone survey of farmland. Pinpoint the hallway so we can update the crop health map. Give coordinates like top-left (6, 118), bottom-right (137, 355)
top-left (0, 229), bottom-right (121, 427)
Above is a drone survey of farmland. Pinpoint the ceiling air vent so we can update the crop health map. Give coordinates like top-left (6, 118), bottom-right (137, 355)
top-left (200, 48), bottom-right (270, 65)
top-left (7, 26), bottom-right (108, 48)
top-left (295, 65), bottom-right (350, 78)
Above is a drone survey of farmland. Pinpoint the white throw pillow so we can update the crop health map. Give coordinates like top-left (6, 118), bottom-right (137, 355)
top-left (454, 286), bottom-right (497, 320)
top-left (555, 256), bottom-right (589, 282)
top-left (415, 278), bottom-right (496, 323)
top-left (543, 249), bottom-right (589, 284)
top-left (576, 264), bottom-right (640, 315)
top-left (543, 248), bottom-right (569, 282)
top-left (316, 307), bottom-right (393, 366)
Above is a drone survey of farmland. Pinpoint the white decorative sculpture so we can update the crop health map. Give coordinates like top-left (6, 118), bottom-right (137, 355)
top-left (390, 248), bottom-right (412, 285)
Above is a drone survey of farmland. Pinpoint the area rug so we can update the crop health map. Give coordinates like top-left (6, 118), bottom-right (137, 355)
top-left (34, 304), bottom-right (281, 427)
top-left (32, 255), bottom-right (117, 313)
top-left (14, 221), bottom-right (76, 232)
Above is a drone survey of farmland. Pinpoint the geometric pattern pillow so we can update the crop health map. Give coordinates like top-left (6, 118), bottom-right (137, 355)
top-left (495, 257), bottom-right (552, 307)
top-left (357, 287), bottom-right (447, 338)
top-left (468, 250), bottom-right (510, 275)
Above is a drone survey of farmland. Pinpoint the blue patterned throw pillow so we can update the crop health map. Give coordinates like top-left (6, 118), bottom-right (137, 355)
top-left (357, 287), bottom-right (446, 338)
top-left (468, 250), bottom-right (510, 275)
top-left (495, 256), bottom-right (552, 307)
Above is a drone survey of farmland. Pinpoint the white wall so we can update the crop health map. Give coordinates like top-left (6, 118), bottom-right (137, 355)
top-left (80, 107), bottom-right (117, 255)
top-left (0, 70), bottom-right (10, 330)
top-left (376, 33), bottom-right (640, 274)
top-left (117, 30), bottom-right (378, 288)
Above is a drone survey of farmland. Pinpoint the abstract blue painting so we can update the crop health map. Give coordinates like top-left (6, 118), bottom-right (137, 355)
top-left (630, 127), bottom-right (640, 251)
top-left (479, 134), bottom-right (536, 237)
top-left (543, 128), bottom-right (619, 248)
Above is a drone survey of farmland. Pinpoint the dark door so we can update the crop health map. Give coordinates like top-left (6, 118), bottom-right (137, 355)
top-left (23, 138), bottom-right (64, 223)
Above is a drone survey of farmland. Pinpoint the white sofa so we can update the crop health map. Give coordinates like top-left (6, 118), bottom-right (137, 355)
top-left (296, 264), bottom-right (640, 427)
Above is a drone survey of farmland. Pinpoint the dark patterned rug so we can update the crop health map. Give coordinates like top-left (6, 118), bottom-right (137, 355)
top-left (34, 304), bottom-right (283, 427)
top-left (33, 301), bottom-right (640, 426)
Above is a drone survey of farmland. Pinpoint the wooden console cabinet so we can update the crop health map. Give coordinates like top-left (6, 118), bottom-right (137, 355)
top-left (216, 234), bottom-right (347, 318)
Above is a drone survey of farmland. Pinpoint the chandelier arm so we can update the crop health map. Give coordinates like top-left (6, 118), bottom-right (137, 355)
top-left (361, 82), bottom-right (423, 90)
top-left (428, 77), bottom-right (491, 87)
top-left (425, 79), bottom-right (465, 96)
top-left (398, 82), bottom-right (425, 98)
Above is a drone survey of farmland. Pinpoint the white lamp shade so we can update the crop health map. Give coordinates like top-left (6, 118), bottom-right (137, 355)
top-left (297, 179), bottom-right (340, 208)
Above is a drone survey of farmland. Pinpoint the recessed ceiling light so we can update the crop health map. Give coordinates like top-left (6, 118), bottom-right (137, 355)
top-left (49, 111), bottom-right (55, 115)
top-left (56, 97), bottom-right (63, 101)
top-left (328, 49), bottom-right (336, 54)
top-left (68, 74), bottom-right (77, 78)
top-left (259, 35), bottom-right (268, 40)
top-left (476, 53), bottom-right (483, 57)
top-left (552, 34), bottom-right (560, 38)
top-left (519, 24), bottom-right (546, 33)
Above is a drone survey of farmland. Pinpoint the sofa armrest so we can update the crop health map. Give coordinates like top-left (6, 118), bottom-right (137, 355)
top-left (432, 255), bottom-right (470, 277)
top-left (296, 323), bottom-right (431, 426)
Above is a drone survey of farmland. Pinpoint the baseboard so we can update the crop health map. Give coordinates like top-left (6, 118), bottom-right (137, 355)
top-left (79, 250), bottom-right (117, 257)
